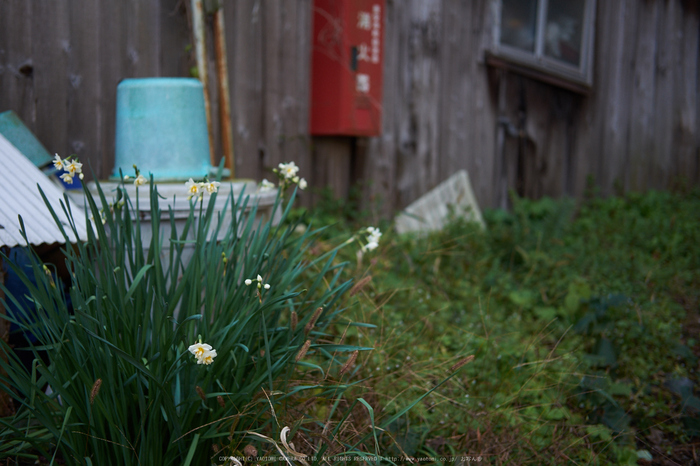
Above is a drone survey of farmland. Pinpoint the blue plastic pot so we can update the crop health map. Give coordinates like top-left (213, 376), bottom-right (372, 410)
top-left (113, 78), bottom-right (212, 180)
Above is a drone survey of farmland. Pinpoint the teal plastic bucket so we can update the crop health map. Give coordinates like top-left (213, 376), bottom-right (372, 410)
top-left (113, 78), bottom-right (212, 180)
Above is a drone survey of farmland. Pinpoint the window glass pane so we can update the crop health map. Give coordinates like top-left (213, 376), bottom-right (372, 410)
top-left (544, 0), bottom-right (585, 66)
top-left (500, 0), bottom-right (538, 53)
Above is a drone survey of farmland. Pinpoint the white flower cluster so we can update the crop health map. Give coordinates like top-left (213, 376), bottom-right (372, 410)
top-left (123, 166), bottom-right (149, 187)
top-left (133, 174), bottom-right (147, 187)
top-left (188, 342), bottom-right (217, 365)
top-left (268, 161), bottom-right (307, 192)
top-left (258, 179), bottom-right (276, 193)
top-left (53, 154), bottom-right (83, 184)
top-left (185, 178), bottom-right (221, 200)
top-left (362, 226), bottom-right (382, 252)
top-left (245, 274), bottom-right (270, 290)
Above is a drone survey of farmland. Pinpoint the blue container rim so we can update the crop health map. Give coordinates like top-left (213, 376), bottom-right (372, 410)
top-left (118, 77), bottom-right (203, 88)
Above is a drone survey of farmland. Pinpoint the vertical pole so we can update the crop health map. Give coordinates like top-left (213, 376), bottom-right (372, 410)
top-left (191, 0), bottom-right (217, 168)
top-left (214, 5), bottom-right (235, 178)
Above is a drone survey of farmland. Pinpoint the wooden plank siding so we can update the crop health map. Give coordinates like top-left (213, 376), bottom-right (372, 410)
top-left (0, 0), bottom-right (698, 218)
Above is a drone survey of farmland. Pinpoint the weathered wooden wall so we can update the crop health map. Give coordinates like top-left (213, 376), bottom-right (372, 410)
top-left (0, 0), bottom-right (314, 188)
top-left (0, 0), bottom-right (698, 217)
top-left (363, 0), bottom-right (699, 215)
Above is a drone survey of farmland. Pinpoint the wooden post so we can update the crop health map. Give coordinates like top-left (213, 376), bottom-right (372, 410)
top-left (213, 5), bottom-right (235, 178)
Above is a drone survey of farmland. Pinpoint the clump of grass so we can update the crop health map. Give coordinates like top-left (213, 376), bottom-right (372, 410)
top-left (280, 187), bottom-right (700, 464)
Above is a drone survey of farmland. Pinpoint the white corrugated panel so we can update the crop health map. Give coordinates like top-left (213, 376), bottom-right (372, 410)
top-left (0, 134), bottom-right (88, 247)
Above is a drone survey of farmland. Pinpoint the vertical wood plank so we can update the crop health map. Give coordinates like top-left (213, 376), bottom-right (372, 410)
top-left (290, 0), bottom-right (313, 197)
top-left (262, 0), bottom-right (283, 173)
top-left (67, 0), bottom-right (100, 176)
top-left (627, 0), bottom-right (658, 191)
top-left (1, 1), bottom-right (34, 132)
top-left (441, 0), bottom-right (496, 208)
top-left (650, 0), bottom-right (679, 190)
top-left (363, 0), bottom-right (400, 217)
top-left (97, 0), bottom-right (126, 178)
top-left (522, 81), bottom-right (576, 199)
top-left (312, 137), bottom-right (352, 200)
top-left (440, 0), bottom-right (471, 198)
top-left (261, 0), bottom-right (313, 198)
top-left (160, 0), bottom-right (190, 77)
top-left (675, 1), bottom-right (699, 184)
top-left (469, 0), bottom-right (497, 207)
top-left (588, 0), bottom-right (635, 194)
top-left (31, 0), bottom-right (70, 160)
top-left (230, 0), bottom-right (264, 180)
top-left (381, 0), bottom-right (442, 211)
top-left (125, 0), bottom-right (161, 78)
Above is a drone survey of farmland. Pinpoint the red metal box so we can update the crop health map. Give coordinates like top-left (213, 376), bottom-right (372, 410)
top-left (309, 0), bottom-right (384, 136)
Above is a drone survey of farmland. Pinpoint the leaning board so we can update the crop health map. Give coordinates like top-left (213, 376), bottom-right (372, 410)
top-left (395, 170), bottom-right (485, 235)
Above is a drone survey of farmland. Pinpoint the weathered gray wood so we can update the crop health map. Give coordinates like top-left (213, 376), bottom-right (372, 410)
top-left (675, 4), bottom-right (700, 184)
top-left (97, 0), bottom-right (126, 178)
top-left (394, 0), bottom-right (442, 209)
top-left (31, 0), bottom-right (70, 160)
top-left (440, 0), bottom-right (471, 199)
top-left (468, 0), bottom-right (497, 207)
top-left (1, 1), bottom-right (34, 136)
top-left (594, 0), bottom-right (635, 194)
top-left (230, 0), bottom-right (264, 181)
top-left (262, 1), bottom-right (283, 173)
top-left (160, 0), bottom-right (190, 77)
top-left (67, 0), bottom-right (100, 172)
top-left (126, 0), bottom-right (161, 78)
top-left (362, 0), bottom-right (400, 218)
top-left (522, 80), bottom-right (574, 199)
top-left (627, 0), bottom-right (658, 191)
top-left (312, 137), bottom-right (352, 201)
top-left (257, 0), bottom-right (313, 200)
top-left (650, 0), bottom-right (678, 190)
top-left (0, 0), bottom-right (698, 213)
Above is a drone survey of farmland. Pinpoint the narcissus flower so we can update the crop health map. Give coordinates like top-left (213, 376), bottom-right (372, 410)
top-left (188, 342), bottom-right (212, 359)
top-left (197, 349), bottom-right (217, 365)
top-left (188, 342), bottom-right (217, 365)
top-left (53, 154), bottom-right (65, 171)
top-left (203, 181), bottom-right (221, 194)
top-left (362, 226), bottom-right (382, 251)
top-left (185, 178), bottom-right (201, 199)
top-left (298, 178), bottom-right (307, 190)
top-left (259, 179), bottom-right (276, 192)
top-left (60, 173), bottom-right (74, 184)
top-left (134, 174), bottom-right (147, 187)
top-left (64, 159), bottom-right (83, 177)
top-left (277, 161), bottom-right (299, 180)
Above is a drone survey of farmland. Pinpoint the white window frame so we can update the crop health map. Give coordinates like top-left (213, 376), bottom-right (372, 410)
top-left (491, 0), bottom-right (596, 89)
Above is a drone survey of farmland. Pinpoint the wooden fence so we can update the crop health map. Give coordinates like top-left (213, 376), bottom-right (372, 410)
top-left (1, 0), bottom-right (698, 217)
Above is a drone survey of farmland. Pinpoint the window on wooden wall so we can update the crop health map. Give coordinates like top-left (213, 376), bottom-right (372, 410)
top-left (489, 0), bottom-right (596, 91)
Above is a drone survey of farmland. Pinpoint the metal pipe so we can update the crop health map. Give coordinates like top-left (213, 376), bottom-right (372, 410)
top-left (191, 0), bottom-right (216, 168)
